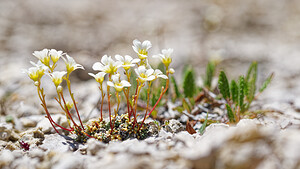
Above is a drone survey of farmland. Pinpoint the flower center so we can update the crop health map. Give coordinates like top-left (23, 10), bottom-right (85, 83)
top-left (138, 49), bottom-right (147, 56)
top-left (140, 73), bottom-right (147, 78)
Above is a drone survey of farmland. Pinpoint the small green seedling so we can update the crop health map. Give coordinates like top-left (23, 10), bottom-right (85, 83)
top-left (204, 61), bottom-right (216, 89)
top-left (218, 62), bottom-right (273, 123)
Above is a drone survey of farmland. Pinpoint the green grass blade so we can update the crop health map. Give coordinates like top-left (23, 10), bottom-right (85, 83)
top-left (247, 78), bottom-right (256, 103)
top-left (204, 61), bottom-right (216, 88)
top-left (171, 76), bottom-right (181, 98)
top-left (238, 76), bottom-right (245, 109)
top-left (129, 69), bottom-right (138, 96)
top-left (246, 62), bottom-right (257, 102)
top-left (226, 104), bottom-right (235, 123)
top-left (230, 80), bottom-right (238, 104)
top-left (259, 73), bottom-right (274, 93)
top-left (199, 113), bottom-right (208, 135)
top-left (245, 61), bottom-right (257, 83)
top-left (218, 71), bottom-right (230, 100)
top-left (182, 98), bottom-right (191, 114)
top-left (183, 67), bottom-right (196, 98)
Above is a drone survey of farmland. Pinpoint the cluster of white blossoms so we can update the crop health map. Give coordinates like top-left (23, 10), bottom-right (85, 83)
top-left (89, 39), bottom-right (174, 92)
top-left (23, 48), bottom-right (84, 89)
top-left (23, 39), bottom-right (175, 135)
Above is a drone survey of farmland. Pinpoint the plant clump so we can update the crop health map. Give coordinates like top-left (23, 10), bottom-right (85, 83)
top-left (23, 39), bottom-right (174, 143)
top-left (169, 60), bottom-right (273, 134)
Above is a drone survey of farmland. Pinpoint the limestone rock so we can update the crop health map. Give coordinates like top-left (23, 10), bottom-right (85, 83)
top-left (163, 119), bottom-right (185, 133)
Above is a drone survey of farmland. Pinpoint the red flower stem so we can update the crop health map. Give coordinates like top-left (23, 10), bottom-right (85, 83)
top-left (112, 92), bottom-right (120, 128)
top-left (107, 74), bottom-right (113, 133)
top-left (138, 81), bottom-right (152, 130)
top-left (123, 88), bottom-right (133, 121)
top-left (65, 76), bottom-right (85, 130)
top-left (54, 97), bottom-right (74, 130)
top-left (60, 92), bottom-right (80, 129)
top-left (37, 85), bottom-right (72, 132)
top-left (132, 80), bottom-right (140, 128)
top-left (138, 73), bottom-right (169, 131)
top-left (99, 84), bottom-right (105, 121)
top-left (125, 70), bottom-right (131, 121)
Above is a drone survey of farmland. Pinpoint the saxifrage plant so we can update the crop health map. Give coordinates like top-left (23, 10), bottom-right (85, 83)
top-left (23, 39), bottom-right (175, 142)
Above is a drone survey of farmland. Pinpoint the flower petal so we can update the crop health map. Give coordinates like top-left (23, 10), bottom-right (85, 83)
top-left (131, 58), bottom-right (140, 64)
top-left (124, 55), bottom-right (132, 62)
top-left (132, 46), bottom-right (139, 54)
top-left (88, 73), bottom-right (96, 78)
top-left (107, 81), bottom-right (114, 87)
top-left (146, 69), bottom-right (154, 76)
top-left (133, 39), bottom-right (141, 48)
top-left (121, 80), bottom-right (131, 87)
top-left (101, 55), bottom-right (109, 65)
top-left (115, 54), bottom-right (124, 62)
top-left (158, 75), bottom-right (168, 79)
top-left (138, 66), bottom-right (146, 74)
top-left (76, 64), bottom-right (84, 70)
top-left (92, 62), bottom-right (105, 71)
top-left (147, 75), bottom-right (155, 81)
top-left (154, 69), bottom-right (163, 75)
top-left (112, 74), bottom-right (120, 83)
top-left (142, 40), bottom-right (152, 50)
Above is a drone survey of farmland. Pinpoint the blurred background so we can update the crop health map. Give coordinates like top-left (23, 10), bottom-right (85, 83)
top-left (1, 0), bottom-right (300, 118)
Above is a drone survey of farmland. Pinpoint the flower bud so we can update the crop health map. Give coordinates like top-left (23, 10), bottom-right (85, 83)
top-left (57, 86), bottom-right (63, 92)
top-left (169, 68), bottom-right (175, 74)
top-left (66, 101), bottom-right (74, 110)
top-left (34, 81), bottom-right (39, 86)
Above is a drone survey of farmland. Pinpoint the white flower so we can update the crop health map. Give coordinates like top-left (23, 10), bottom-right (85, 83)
top-left (92, 55), bottom-right (122, 74)
top-left (48, 71), bottom-right (67, 87)
top-left (153, 48), bottom-right (173, 67)
top-left (30, 60), bottom-right (48, 72)
top-left (132, 39), bottom-right (152, 59)
top-left (22, 67), bottom-right (41, 82)
top-left (49, 49), bottom-right (63, 63)
top-left (88, 72), bottom-right (106, 84)
top-left (62, 54), bottom-right (84, 73)
top-left (115, 55), bottom-right (140, 71)
top-left (153, 69), bottom-right (168, 79)
top-left (32, 49), bottom-right (50, 66)
top-left (107, 74), bottom-right (131, 92)
top-left (23, 61), bottom-right (48, 81)
top-left (135, 66), bottom-right (155, 83)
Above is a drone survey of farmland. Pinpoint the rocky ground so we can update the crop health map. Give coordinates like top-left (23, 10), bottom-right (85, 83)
top-left (1, 0), bottom-right (300, 169)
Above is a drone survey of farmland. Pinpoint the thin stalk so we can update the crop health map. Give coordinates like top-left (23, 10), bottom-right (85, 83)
top-left (139, 81), bottom-right (152, 130)
top-left (37, 84), bottom-right (72, 132)
top-left (107, 74), bottom-right (113, 132)
top-left (65, 75), bottom-right (84, 130)
top-left (98, 83), bottom-right (105, 121)
top-left (138, 70), bottom-right (170, 131)
top-left (125, 70), bottom-right (131, 121)
top-left (133, 84), bottom-right (142, 129)
top-left (60, 91), bottom-right (94, 138)
top-left (115, 92), bottom-right (120, 116)
top-left (123, 88), bottom-right (133, 121)
top-left (132, 79), bottom-right (140, 126)
top-left (112, 92), bottom-right (121, 128)
top-left (54, 97), bottom-right (72, 129)
top-left (60, 92), bottom-right (80, 129)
